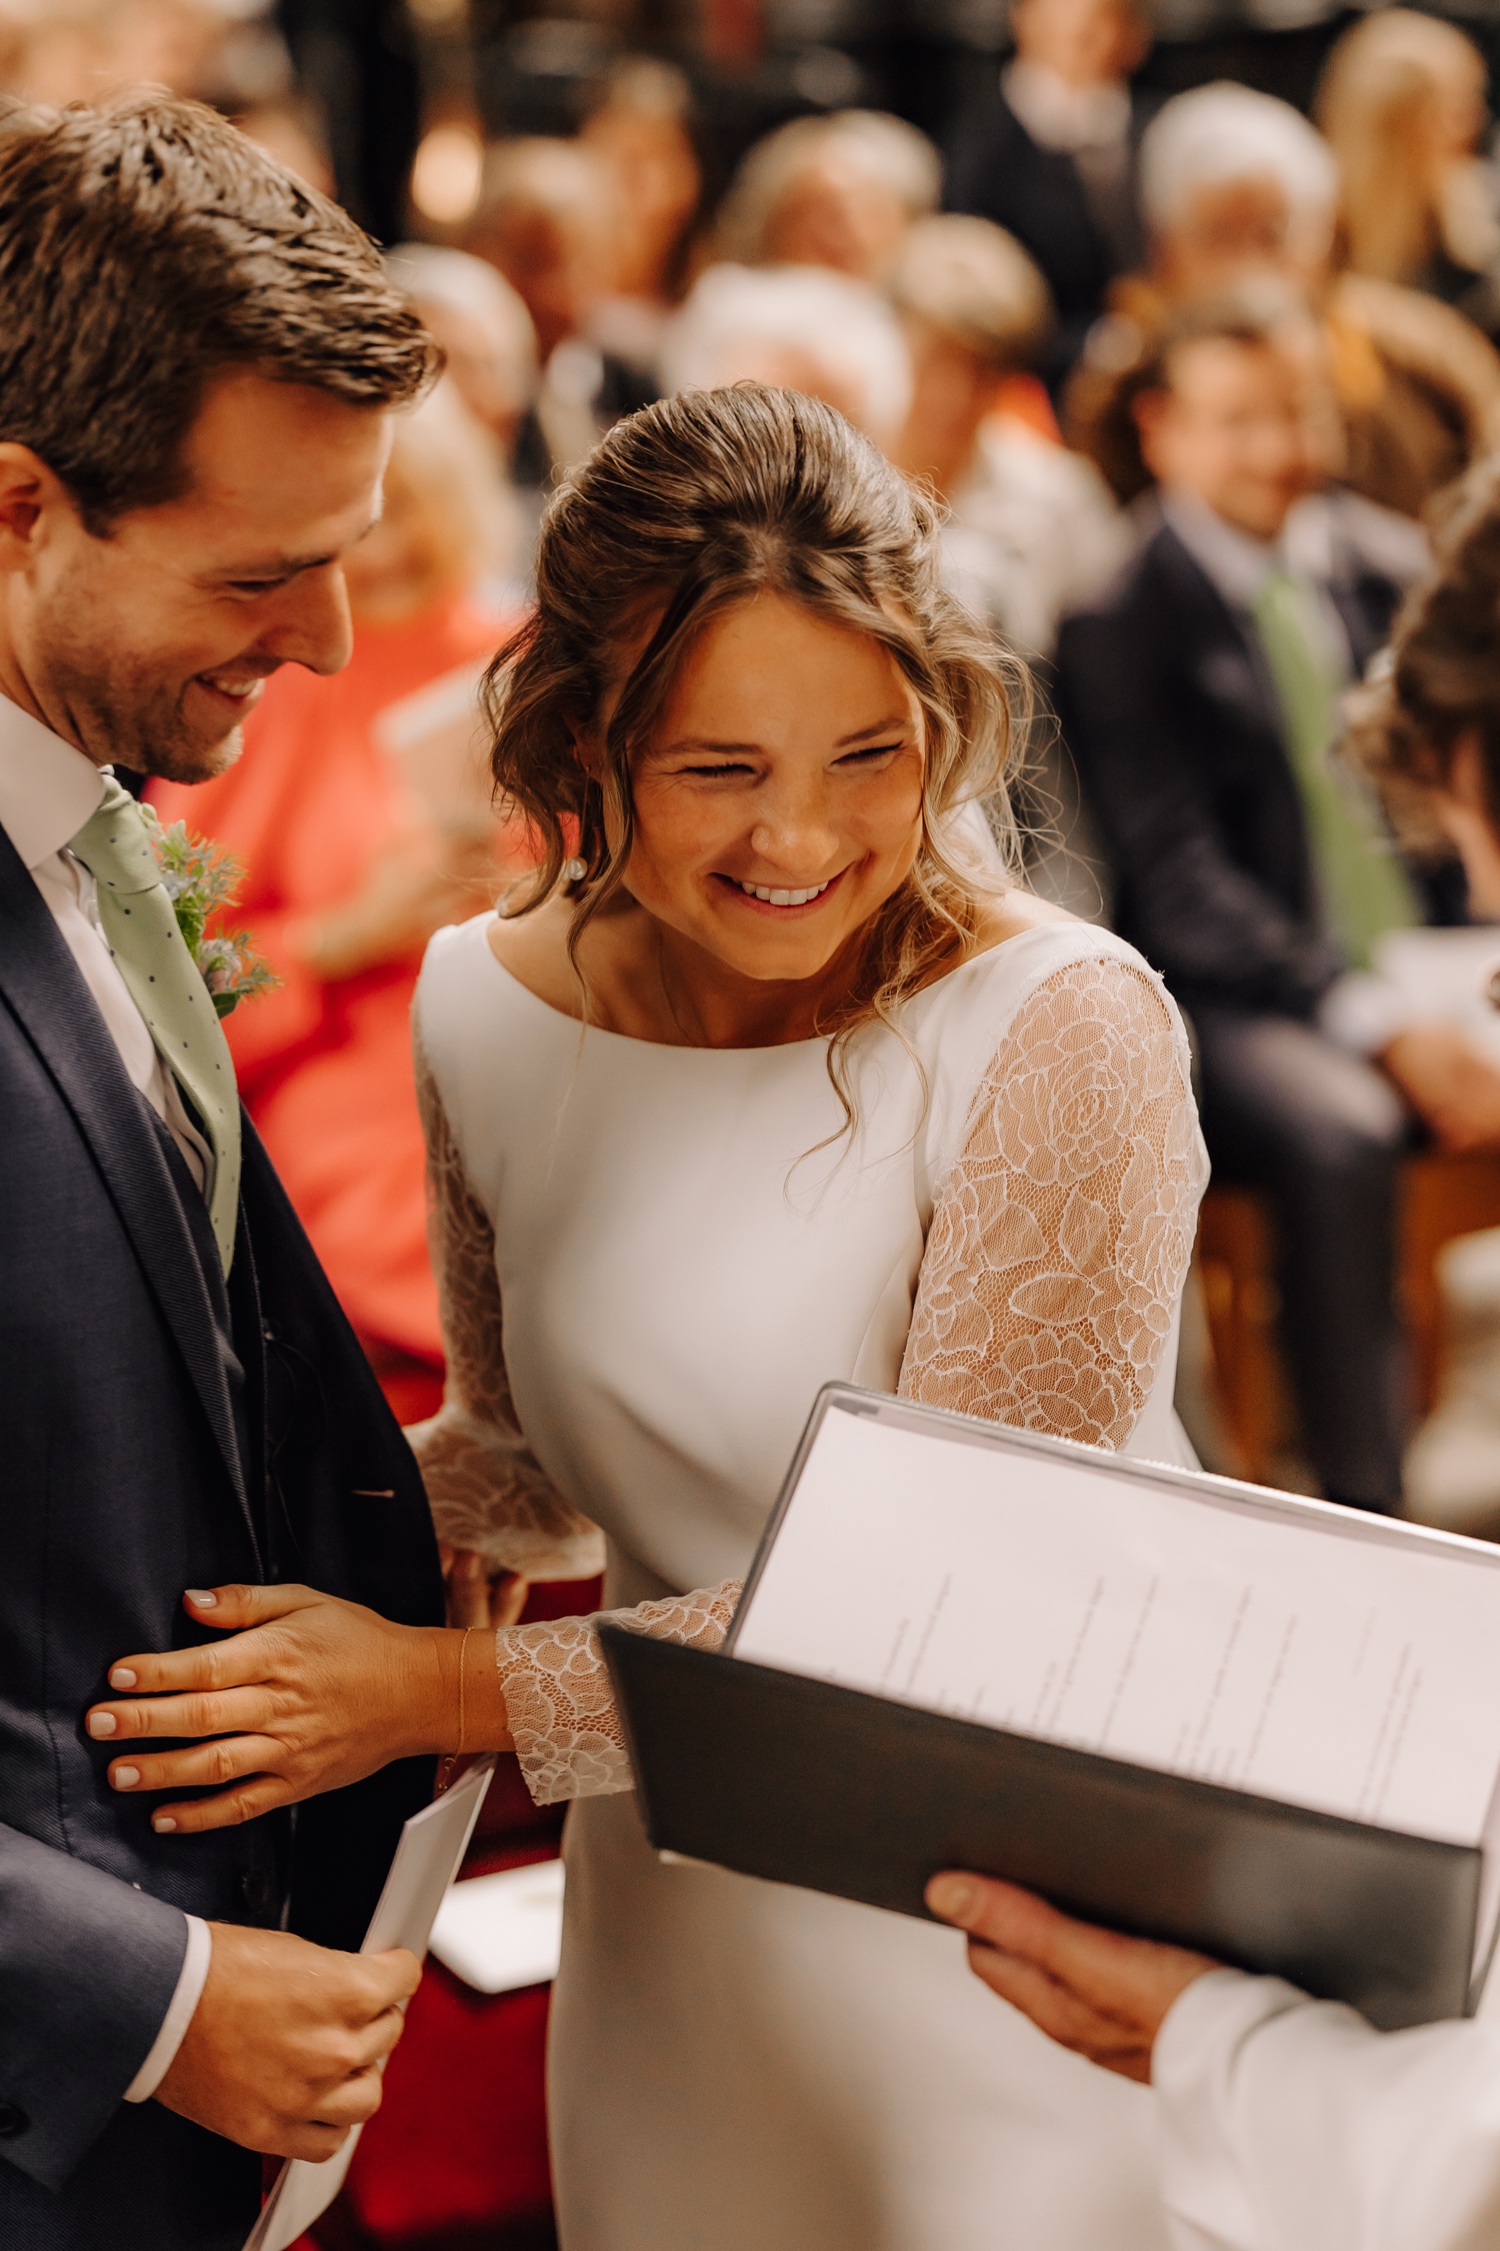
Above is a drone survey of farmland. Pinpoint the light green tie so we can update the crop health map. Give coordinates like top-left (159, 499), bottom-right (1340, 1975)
top-left (69, 775), bottom-right (240, 1273)
top-left (1252, 570), bottom-right (1418, 970)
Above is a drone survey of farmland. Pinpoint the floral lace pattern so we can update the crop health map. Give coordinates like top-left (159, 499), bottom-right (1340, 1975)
top-left (407, 1036), bottom-right (605, 1580)
top-left (900, 957), bottom-right (1205, 1446)
top-left (497, 1582), bottom-right (741, 1804)
top-left (415, 953), bottom-right (1205, 1807)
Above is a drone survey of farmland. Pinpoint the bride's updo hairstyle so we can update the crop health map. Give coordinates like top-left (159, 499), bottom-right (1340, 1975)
top-left (484, 382), bottom-right (1023, 1047)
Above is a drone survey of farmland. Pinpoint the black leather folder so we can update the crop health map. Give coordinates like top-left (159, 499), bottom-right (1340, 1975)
top-left (600, 1622), bottom-right (1484, 2032)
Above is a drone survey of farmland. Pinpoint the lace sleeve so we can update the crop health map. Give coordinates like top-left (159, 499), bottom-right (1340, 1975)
top-left (497, 1580), bottom-right (741, 1804)
top-left (406, 1035), bottom-right (605, 1579)
top-left (899, 955), bottom-right (1206, 1449)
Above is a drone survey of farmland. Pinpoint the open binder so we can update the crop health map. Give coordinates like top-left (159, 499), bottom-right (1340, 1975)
top-left (602, 1385), bottom-right (1500, 2032)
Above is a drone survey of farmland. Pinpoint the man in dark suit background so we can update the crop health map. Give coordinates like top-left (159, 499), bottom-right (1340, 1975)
top-left (0, 98), bottom-right (461, 2250)
top-left (1056, 303), bottom-right (1500, 1513)
top-left (945, 0), bottom-right (1155, 391)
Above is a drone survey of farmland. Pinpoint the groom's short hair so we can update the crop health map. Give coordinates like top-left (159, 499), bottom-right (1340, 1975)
top-left (0, 95), bottom-right (439, 531)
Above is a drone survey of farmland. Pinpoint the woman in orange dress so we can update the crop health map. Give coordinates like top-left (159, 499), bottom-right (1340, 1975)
top-left (151, 384), bottom-right (525, 1418)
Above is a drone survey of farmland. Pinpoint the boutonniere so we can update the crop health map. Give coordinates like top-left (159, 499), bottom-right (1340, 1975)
top-left (141, 807), bottom-right (280, 1019)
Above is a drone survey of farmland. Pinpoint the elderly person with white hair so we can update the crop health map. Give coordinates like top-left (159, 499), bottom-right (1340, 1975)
top-left (1139, 80), bottom-right (1342, 304)
top-left (1070, 80), bottom-right (1500, 518)
top-left (713, 108), bottom-right (941, 286)
top-left (660, 259), bottom-right (915, 453)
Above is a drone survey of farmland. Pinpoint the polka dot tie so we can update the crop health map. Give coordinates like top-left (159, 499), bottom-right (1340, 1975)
top-left (68, 775), bottom-right (240, 1273)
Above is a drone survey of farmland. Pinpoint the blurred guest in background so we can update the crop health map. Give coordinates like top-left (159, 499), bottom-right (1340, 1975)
top-left (891, 210), bottom-right (1128, 660)
top-left (150, 384), bottom-right (523, 1421)
top-left (946, 0), bottom-right (1156, 392)
top-left (466, 135), bottom-right (652, 481)
top-left (465, 136), bottom-right (614, 365)
top-left (890, 209), bottom-right (1128, 916)
top-left (1056, 302), bottom-right (1500, 1514)
top-left (662, 261), bottom-right (913, 452)
top-left (580, 56), bottom-right (702, 382)
top-left (385, 242), bottom-right (539, 472)
top-left (231, 91), bottom-right (333, 198)
top-left (0, 0), bottom-right (287, 111)
top-left (1318, 9), bottom-right (1500, 339)
top-left (1071, 81), bottom-right (1500, 519)
top-left (713, 108), bottom-right (940, 287)
top-left (1137, 82), bottom-right (1338, 307)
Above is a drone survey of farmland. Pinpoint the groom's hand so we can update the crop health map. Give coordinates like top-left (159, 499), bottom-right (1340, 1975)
top-left (155, 1924), bottom-right (420, 2159)
top-left (85, 1583), bottom-right (512, 1831)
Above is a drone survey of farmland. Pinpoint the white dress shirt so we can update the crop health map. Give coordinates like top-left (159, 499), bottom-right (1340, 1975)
top-left (0, 694), bottom-right (209, 1183)
top-left (0, 691), bottom-right (213, 2101)
top-left (1002, 57), bottom-right (1132, 159)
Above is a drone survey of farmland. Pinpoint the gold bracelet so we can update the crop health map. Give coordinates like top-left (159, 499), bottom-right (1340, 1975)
top-left (456, 1626), bottom-right (476, 1757)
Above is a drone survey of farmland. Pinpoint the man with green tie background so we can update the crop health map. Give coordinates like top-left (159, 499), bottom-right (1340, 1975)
top-left (1056, 300), bottom-right (1500, 1515)
top-left (0, 96), bottom-right (453, 2251)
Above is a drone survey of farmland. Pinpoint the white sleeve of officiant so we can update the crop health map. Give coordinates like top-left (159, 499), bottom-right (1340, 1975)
top-left (1153, 1964), bottom-right (1500, 2250)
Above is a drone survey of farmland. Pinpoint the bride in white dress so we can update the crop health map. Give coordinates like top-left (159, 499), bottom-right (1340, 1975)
top-left (106, 384), bottom-right (1208, 2248)
top-left (411, 381), bottom-right (1207, 2251)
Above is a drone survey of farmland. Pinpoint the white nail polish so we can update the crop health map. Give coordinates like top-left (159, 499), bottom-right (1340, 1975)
top-left (110, 1667), bottom-right (138, 1690)
top-left (89, 1713), bottom-right (117, 1738)
top-left (153, 1814), bottom-right (177, 1833)
top-left (185, 1589), bottom-right (217, 1608)
top-left (114, 1765), bottom-right (140, 1789)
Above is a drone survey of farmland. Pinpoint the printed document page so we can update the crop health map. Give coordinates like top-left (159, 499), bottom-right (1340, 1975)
top-left (732, 1406), bottom-right (1500, 1847)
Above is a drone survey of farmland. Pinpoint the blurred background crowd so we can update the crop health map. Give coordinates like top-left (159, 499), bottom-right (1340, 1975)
top-left (24, 0), bottom-right (1500, 2243)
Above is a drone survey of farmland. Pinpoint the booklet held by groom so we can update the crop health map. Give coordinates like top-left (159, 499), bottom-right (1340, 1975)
top-left (602, 1386), bottom-right (1500, 2031)
top-left (243, 1758), bottom-right (495, 2251)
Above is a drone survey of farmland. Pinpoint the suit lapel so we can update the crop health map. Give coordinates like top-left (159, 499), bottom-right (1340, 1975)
top-left (1150, 524), bottom-right (1323, 920)
top-left (0, 824), bottom-right (257, 1546)
top-left (1153, 526), bottom-right (1296, 751)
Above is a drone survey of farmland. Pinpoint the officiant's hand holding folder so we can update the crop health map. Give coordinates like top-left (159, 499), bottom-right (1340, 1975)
top-left (601, 1386), bottom-right (1500, 2032)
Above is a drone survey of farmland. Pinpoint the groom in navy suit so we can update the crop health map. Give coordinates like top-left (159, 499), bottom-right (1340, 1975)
top-left (0, 98), bottom-right (450, 2249)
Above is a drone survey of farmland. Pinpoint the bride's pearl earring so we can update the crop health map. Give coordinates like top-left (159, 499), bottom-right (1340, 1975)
top-left (563, 857), bottom-right (587, 883)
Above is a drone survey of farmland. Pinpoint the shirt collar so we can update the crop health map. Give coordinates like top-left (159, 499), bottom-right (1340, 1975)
top-left (1002, 59), bottom-right (1131, 155)
top-left (1159, 488), bottom-right (1283, 612)
top-left (0, 692), bottom-right (107, 870)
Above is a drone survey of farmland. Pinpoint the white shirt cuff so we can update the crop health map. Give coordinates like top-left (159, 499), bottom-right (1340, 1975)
top-left (1316, 971), bottom-right (1419, 1058)
top-left (123, 1914), bottom-right (212, 2103)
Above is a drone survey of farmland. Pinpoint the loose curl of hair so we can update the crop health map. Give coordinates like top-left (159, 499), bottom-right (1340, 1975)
top-left (1345, 457), bottom-right (1500, 853)
top-left (482, 383), bottom-right (1026, 1117)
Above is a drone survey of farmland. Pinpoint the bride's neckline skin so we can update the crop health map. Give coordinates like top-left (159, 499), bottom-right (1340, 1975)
top-left (486, 590), bottom-right (1075, 1051)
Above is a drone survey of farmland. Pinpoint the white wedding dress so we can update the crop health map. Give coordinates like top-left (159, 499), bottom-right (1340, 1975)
top-left (410, 908), bottom-right (1208, 2251)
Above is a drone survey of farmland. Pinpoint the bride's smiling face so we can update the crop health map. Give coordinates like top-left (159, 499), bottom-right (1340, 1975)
top-left (611, 590), bottom-right (927, 986)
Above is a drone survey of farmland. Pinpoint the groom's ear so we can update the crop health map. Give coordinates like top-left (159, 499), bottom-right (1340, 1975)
top-left (0, 444), bottom-right (75, 570)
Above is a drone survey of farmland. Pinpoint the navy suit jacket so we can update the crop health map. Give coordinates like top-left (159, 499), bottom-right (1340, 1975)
top-left (1054, 514), bottom-right (1413, 1026)
top-left (945, 83), bottom-right (1155, 387)
top-left (0, 821), bottom-right (445, 2251)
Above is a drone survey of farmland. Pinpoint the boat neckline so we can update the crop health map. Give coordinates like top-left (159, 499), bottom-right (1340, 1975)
top-left (464, 912), bottom-right (1112, 1057)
